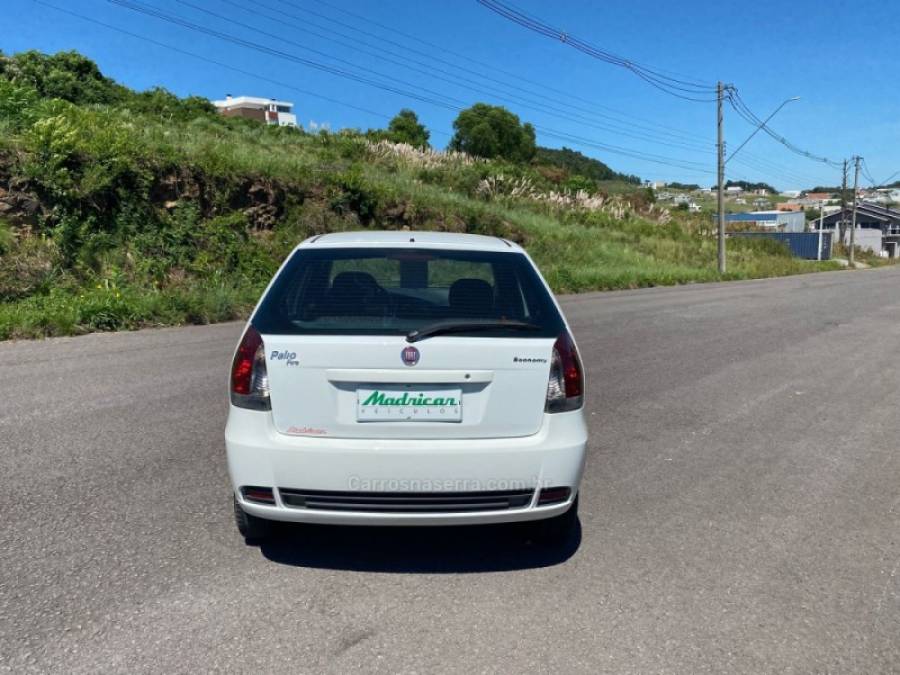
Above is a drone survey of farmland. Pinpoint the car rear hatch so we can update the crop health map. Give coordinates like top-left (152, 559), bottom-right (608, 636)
top-left (262, 334), bottom-right (555, 439)
top-left (247, 245), bottom-right (569, 440)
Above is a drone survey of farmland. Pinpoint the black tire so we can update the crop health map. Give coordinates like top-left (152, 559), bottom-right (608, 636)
top-left (233, 495), bottom-right (273, 542)
top-left (527, 495), bottom-right (579, 545)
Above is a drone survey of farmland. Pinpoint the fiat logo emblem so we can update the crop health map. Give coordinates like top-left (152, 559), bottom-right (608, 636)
top-left (401, 345), bottom-right (420, 366)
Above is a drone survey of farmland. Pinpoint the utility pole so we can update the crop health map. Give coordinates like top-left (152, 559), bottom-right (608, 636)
top-left (839, 159), bottom-right (848, 244)
top-left (717, 81), bottom-right (726, 274)
top-left (849, 156), bottom-right (861, 267)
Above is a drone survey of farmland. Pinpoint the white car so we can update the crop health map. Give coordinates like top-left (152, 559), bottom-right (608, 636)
top-left (226, 231), bottom-right (587, 543)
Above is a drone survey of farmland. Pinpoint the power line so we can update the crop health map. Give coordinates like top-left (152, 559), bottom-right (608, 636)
top-left (477, 0), bottom-right (717, 94)
top-left (202, 0), bottom-right (716, 154)
top-left (485, 0), bottom-right (716, 86)
top-left (533, 126), bottom-right (714, 175)
top-left (295, 0), bottom-right (714, 141)
top-left (229, 0), bottom-right (717, 151)
top-left (860, 158), bottom-right (878, 186)
top-left (731, 156), bottom-right (819, 189)
top-left (474, 0), bottom-right (844, 184)
top-left (727, 88), bottom-right (843, 169)
top-left (34, 0), bottom-right (431, 133)
top-left (473, 0), bottom-right (846, 174)
top-left (873, 170), bottom-right (900, 188)
top-left (107, 0), bottom-right (466, 111)
top-left (476, 0), bottom-right (720, 101)
top-left (40, 0), bottom-right (836, 188)
top-left (736, 150), bottom-right (824, 186)
top-left (103, 0), bottom-right (715, 174)
top-left (262, 0), bottom-right (716, 145)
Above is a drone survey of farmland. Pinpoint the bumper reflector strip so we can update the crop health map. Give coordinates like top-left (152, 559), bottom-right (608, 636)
top-left (241, 486), bottom-right (276, 504)
top-left (537, 486), bottom-right (572, 505)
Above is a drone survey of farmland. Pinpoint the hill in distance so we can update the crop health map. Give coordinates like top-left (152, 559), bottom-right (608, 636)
top-left (0, 50), bottom-right (838, 339)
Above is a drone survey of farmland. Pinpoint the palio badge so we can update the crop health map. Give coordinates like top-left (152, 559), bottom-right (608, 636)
top-left (270, 350), bottom-right (299, 367)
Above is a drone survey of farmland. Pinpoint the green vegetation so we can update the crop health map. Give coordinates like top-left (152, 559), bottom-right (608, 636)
top-left (0, 50), bottom-right (842, 340)
top-left (449, 103), bottom-right (536, 162)
top-left (367, 108), bottom-right (429, 148)
top-left (832, 243), bottom-right (893, 268)
top-left (723, 180), bottom-right (778, 194)
top-left (533, 146), bottom-right (640, 186)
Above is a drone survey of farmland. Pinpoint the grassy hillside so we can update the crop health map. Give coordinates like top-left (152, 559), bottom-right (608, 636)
top-left (533, 146), bottom-right (641, 186)
top-left (0, 50), bottom-right (840, 340)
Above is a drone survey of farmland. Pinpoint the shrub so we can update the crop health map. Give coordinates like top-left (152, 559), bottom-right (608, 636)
top-left (0, 234), bottom-right (61, 300)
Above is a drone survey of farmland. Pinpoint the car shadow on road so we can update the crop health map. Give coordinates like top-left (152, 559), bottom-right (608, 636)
top-left (256, 520), bottom-right (581, 573)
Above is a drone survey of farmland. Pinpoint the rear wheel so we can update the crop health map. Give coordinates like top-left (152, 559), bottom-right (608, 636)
top-left (527, 496), bottom-right (579, 545)
top-left (233, 495), bottom-right (273, 542)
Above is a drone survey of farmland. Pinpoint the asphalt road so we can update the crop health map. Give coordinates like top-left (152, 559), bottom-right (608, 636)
top-left (2, 268), bottom-right (899, 673)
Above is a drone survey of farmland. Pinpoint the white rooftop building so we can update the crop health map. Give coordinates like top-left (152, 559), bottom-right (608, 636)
top-left (212, 95), bottom-right (297, 127)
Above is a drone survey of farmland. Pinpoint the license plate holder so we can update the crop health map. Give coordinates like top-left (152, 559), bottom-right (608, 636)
top-left (357, 385), bottom-right (462, 422)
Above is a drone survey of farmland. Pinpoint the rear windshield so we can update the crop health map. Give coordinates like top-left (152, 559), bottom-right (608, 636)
top-left (252, 247), bottom-right (565, 338)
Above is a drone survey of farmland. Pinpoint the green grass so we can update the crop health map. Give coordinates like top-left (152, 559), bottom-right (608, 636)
top-left (0, 51), bottom-right (844, 340)
top-left (0, 282), bottom-right (258, 340)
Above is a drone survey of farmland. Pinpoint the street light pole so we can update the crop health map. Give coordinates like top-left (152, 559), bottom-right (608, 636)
top-left (718, 94), bottom-right (800, 275)
top-left (725, 96), bottom-right (801, 165)
top-left (817, 200), bottom-right (824, 261)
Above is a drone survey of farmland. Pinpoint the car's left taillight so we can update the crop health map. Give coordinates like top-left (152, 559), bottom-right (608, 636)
top-left (230, 325), bottom-right (271, 410)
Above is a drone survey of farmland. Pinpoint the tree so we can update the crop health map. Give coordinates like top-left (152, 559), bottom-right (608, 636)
top-left (721, 179), bottom-right (778, 194)
top-left (449, 103), bottom-right (536, 161)
top-left (386, 109), bottom-right (429, 148)
top-left (128, 87), bottom-right (216, 120)
top-left (0, 51), bottom-right (215, 121)
top-left (0, 50), bottom-right (126, 105)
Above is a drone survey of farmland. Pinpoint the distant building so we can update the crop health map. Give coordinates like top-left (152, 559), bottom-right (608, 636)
top-left (820, 202), bottom-right (900, 257)
top-left (725, 186), bottom-right (744, 195)
top-left (781, 190), bottom-right (802, 198)
top-left (791, 193), bottom-right (838, 207)
top-left (725, 210), bottom-right (806, 233)
top-left (870, 188), bottom-right (900, 205)
top-left (803, 192), bottom-right (835, 203)
top-left (777, 203), bottom-right (803, 212)
top-left (212, 95), bottom-right (297, 127)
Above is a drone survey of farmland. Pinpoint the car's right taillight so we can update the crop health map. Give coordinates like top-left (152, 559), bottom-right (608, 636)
top-left (545, 331), bottom-right (584, 413)
top-left (230, 325), bottom-right (271, 410)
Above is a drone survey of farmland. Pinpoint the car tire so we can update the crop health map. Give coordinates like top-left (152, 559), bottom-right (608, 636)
top-left (527, 495), bottom-right (579, 545)
top-left (233, 495), bottom-right (273, 542)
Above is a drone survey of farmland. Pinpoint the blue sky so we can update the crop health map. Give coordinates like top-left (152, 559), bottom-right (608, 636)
top-left (5, 0), bottom-right (899, 189)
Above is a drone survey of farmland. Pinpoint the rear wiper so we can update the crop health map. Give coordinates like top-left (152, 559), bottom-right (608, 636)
top-left (406, 319), bottom-right (541, 343)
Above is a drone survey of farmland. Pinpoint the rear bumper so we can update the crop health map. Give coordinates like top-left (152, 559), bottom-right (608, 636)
top-left (225, 406), bottom-right (588, 526)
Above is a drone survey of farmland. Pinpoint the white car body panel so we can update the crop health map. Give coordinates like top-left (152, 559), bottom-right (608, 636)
top-left (225, 231), bottom-right (588, 526)
top-left (227, 405), bottom-right (587, 525)
top-left (264, 335), bottom-right (555, 439)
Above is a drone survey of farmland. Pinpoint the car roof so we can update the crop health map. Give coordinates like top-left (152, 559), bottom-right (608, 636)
top-left (297, 230), bottom-right (522, 252)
